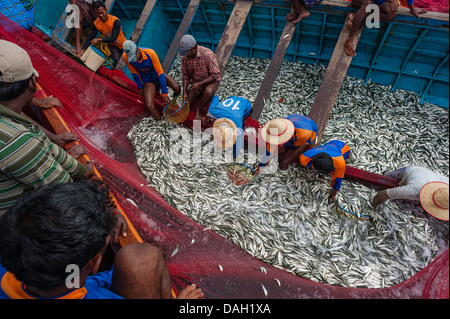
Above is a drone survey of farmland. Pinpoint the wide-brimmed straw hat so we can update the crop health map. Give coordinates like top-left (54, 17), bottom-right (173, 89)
top-left (213, 118), bottom-right (237, 149)
top-left (261, 118), bottom-right (295, 145)
top-left (419, 182), bottom-right (449, 221)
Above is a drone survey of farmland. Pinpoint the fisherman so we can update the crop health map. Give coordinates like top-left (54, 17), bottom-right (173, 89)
top-left (179, 35), bottom-right (221, 120)
top-left (285, 0), bottom-right (323, 24)
top-left (345, 0), bottom-right (427, 56)
top-left (122, 40), bottom-right (181, 121)
top-left (0, 40), bottom-right (93, 215)
top-left (202, 95), bottom-right (253, 161)
top-left (78, 0), bottom-right (127, 64)
top-left (299, 140), bottom-right (353, 200)
top-left (69, 0), bottom-right (97, 57)
top-left (0, 180), bottom-right (204, 299)
top-left (371, 166), bottom-right (449, 221)
top-left (255, 115), bottom-right (318, 174)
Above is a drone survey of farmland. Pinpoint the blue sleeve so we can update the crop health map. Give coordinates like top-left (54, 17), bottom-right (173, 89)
top-left (158, 73), bottom-right (168, 95)
top-left (132, 73), bottom-right (143, 90)
top-left (210, 95), bottom-right (220, 108)
top-left (333, 177), bottom-right (343, 191)
top-left (0, 260), bottom-right (9, 299)
top-left (244, 99), bottom-right (252, 117)
top-left (407, 0), bottom-right (413, 4)
top-left (85, 268), bottom-right (114, 289)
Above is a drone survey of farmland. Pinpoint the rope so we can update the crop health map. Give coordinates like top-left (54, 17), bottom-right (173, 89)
top-left (19, 0), bottom-right (35, 11)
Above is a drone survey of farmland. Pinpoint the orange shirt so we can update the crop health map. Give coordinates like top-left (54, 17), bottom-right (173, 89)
top-left (94, 14), bottom-right (126, 49)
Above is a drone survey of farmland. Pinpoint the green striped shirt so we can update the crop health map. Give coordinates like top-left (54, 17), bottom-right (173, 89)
top-left (0, 104), bottom-right (87, 215)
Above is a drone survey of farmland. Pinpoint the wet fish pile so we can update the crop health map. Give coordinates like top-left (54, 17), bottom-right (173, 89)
top-left (128, 56), bottom-right (448, 289)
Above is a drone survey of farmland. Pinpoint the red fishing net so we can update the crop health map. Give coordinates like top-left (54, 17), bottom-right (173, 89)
top-left (342, 0), bottom-right (449, 13)
top-left (0, 13), bottom-right (448, 299)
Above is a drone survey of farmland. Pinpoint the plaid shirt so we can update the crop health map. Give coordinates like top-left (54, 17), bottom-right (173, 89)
top-left (181, 46), bottom-right (222, 84)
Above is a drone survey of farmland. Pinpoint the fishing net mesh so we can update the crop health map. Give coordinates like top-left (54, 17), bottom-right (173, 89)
top-left (0, 14), bottom-right (448, 299)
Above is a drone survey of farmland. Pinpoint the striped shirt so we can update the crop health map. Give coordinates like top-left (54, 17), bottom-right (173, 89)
top-left (181, 46), bottom-right (222, 84)
top-left (0, 104), bottom-right (87, 215)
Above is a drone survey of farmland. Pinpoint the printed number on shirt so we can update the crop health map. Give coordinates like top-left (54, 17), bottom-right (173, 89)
top-left (222, 98), bottom-right (240, 111)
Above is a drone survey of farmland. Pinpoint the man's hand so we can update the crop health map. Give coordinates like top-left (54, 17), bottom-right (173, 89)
top-left (190, 82), bottom-right (203, 95)
top-left (371, 190), bottom-right (390, 209)
top-left (410, 7), bottom-right (427, 18)
top-left (84, 161), bottom-right (94, 178)
top-left (90, 38), bottom-right (102, 46)
top-left (110, 213), bottom-right (127, 243)
top-left (37, 96), bottom-right (63, 109)
top-left (183, 92), bottom-right (189, 103)
top-left (52, 132), bottom-right (79, 148)
top-left (163, 96), bottom-right (171, 105)
top-left (331, 189), bottom-right (338, 201)
top-left (77, 49), bottom-right (85, 58)
top-left (67, 144), bottom-right (87, 159)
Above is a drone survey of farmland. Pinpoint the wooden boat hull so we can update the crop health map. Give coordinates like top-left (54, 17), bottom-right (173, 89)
top-left (32, 0), bottom-right (449, 108)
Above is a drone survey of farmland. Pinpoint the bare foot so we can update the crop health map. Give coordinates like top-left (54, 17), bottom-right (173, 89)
top-left (176, 284), bottom-right (204, 299)
top-left (67, 144), bottom-right (88, 159)
top-left (292, 10), bottom-right (310, 24)
top-left (285, 11), bottom-right (298, 22)
top-left (347, 13), bottom-right (355, 29)
top-left (149, 107), bottom-right (162, 121)
top-left (344, 38), bottom-right (356, 57)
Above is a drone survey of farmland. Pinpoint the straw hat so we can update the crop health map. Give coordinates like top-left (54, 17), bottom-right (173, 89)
top-left (213, 118), bottom-right (237, 149)
top-left (261, 118), bottom-right (295, 145)
top-left (419, 182), bottom-right (449, 221)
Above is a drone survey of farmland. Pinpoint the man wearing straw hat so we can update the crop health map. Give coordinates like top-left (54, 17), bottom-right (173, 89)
top-left (202, 95), bottom-right (253, 161)
top-left (255, 115), bottom-right (318, 174)
top-left (122, 40), bottom-right (181, 121)
top-left (371, 166), bottom-right (449, 221)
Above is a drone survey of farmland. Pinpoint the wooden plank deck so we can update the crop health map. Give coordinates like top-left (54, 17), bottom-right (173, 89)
top-left (250, 21), bottom-right (297, 121)
top-left (162, 0), bottom-right (201, 72)
top-left (308, 14), bottom-right (363, 145)
top-left (115, 0), bottom-right (157, 70)
top-left (215, 0), bottom-right (253, 74)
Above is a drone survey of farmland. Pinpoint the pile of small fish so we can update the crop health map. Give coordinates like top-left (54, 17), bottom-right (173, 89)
top-left (127, 56), bottom-right (449, 289)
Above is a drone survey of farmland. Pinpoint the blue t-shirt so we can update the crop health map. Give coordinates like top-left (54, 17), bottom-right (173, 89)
top-left (0, 260), bottom-right (123, 299)
top-left (207, 96), bottom-right (253, 159)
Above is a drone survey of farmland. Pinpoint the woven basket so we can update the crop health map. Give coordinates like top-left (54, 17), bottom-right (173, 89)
top-left (163, 97), bottom-right (190, 124)
top-left (227, 163), bottom-right (256, 185)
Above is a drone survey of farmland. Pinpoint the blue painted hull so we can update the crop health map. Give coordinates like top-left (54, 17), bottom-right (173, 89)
top-left (30, 0), bottom-right (449, 107)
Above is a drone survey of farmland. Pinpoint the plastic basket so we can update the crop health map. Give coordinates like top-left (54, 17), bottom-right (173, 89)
top-left (80, 45), bottom-right (106, 71)
top-left (163, 97), bottom-right (190, 124)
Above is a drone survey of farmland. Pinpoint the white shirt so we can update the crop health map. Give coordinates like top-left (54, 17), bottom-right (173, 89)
top-left (386, 166), bottom-right (449, 201)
